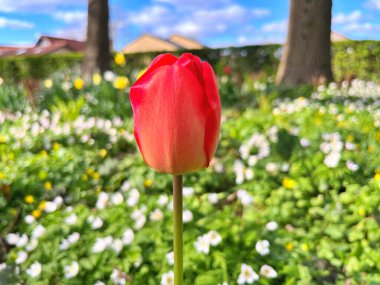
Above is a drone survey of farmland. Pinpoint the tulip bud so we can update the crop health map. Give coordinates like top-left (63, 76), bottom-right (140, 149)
top-left (130, 53), bottom-right (221, 175)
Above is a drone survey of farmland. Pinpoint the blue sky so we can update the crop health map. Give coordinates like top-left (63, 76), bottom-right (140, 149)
top-left (0, 0), bottom-right (380, 50)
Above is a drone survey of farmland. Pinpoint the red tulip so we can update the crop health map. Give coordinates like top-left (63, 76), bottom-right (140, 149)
top-left (130, 53), bottom-right (221, 175)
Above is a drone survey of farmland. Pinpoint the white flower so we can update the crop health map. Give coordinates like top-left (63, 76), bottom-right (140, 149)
top-left (104, 71), bottom-right (115, 81)
top-left (112, 239), bottom-right (124, 254)
top-left (237, 189), bottom-right (254, 206)
top-left (65, 214), bottom-right (78, 225)
top-left (324, 152), bottom-right (341, 168)
top-left (134, 256), bottom-right (142, 268)
top-left (121, 181), bottom-right (131, 192)
top-left (68, 232), bottom-right (80, 244)
top-left (234, 160), bottom-right (245, 184)
top-left (245, 168), bottom-right (254, 180)
top-left (183, 210), bottom-right (193, 223)
top-left (214, 162), bottom-right (225, 173)
top-left (157, 194), bottom-right (169, 206)
top-left (127, 188), bottom-right (140, 207)
top-left (123, 228), bottom-right (135, 245)
top-left (300, 138), bottom-right (310, 147)
top-left (6, 233), bottom-right (19, 245)
top-left (207, 231), bottom-right (222, 246)
top-left (0, 263), bottom-right (6, 271)
top-left (265, 163), bottom-right (278, 174)
top-left (112, 192), bottom-right (124, 205)
top-left (131, 208), bottom-right (146, 229)
top-left (248, 155), bottom-right (258, 167)
top-left (96, 192), bottom-right (109, 209)
top-left (266, 221), bottom-right (278, 231)
top-left (111, 268), bottom-right (127, 285)
top-left (15, 251), bottom-right (28, 264)
top-left (54, 196), bottom-right (64, 207)
top-left (255, 240), bottom-right (270, 256)
top-left (166, 251), bottom-right (174, 265)
top-left (25, 215), bottom-right (36, 224)
top-left (26, 261), bottom-right (42, 278)
top-left (194, 235), bottom-right (210, 254)
top-left (237, 263), bottom-right (259, 284)
top-left (26, 239), bottom-right (38, 251)
top-left (64, 261), bottom-right (79, 279)
top-left (183, 187), bottom-right (194, 197)
top-left (150, 208), bottom-right (164, 221)
top-left (218, 282), bottom-right (228, 285)
top-left (208, 193), bottom-right (219, 204)
top-left (346, 161), bottom-right (359, 172)
top-left (260, 265), bottom-right (277, 278)
top-left (45, 201), bottom-right (58, 213)
top-left (92, 236), bottom-right (113, 253)
top-left (345, 142), bottom-right (356, 150)
top-left (32, 225), bottom-right (46, 239)
top-left (161, 271), bottom-right (174, 285)
top-left (88, 216), bottom-right (103, 229)
top-left (94, 281), bottom-right (105, 285)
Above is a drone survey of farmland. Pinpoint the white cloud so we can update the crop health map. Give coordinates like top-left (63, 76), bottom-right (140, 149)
top-left (343, 22), bottom-right (380, 32)
top-left (152, 0), bottom-right (231, 10)
top-left (366, 0), bottom-right (380, 10)
top-left (53, 11), bottom-right (86, 24)
top-left (0, 0), bottom-right (85, 13)
top-left (262, 20), bottom-right (287, 33)
top-left (252, 8), bottom-right (271, 17)
top-left (126, 4), bottom-right (270, 39)
top-left (333, 10), bottom-right (362, 25)
top-left (0, 17), bottom-right (34, 29)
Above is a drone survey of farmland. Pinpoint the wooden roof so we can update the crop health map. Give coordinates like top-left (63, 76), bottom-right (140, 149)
top-left (123, 34), bottom-right (204, 54)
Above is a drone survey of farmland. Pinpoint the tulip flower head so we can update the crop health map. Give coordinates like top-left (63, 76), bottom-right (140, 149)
top-left (130, 53), bottom-right (221, 175)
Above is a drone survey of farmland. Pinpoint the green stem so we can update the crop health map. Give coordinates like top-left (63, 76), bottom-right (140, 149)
top-left (173, 175), bottom-right (183, 285)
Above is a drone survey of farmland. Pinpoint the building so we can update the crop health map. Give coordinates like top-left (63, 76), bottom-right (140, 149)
top-left (122, 34), bottom-right (205, 54)
top-left (0, 35), bottom-right (85, 58)
top-left (331, 32), bottom-right (349, 42)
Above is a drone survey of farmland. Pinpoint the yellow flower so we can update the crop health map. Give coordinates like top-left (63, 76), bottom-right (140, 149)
top-left (92, 73), bottom-right (102, 85)
top-left (285, 242), bottom-right (294, 251)
top-left (24, 195), bottom-right (35, 204)
top-left (0, 172), bottom-right (4, 180)
top-left (32, 209), bottom-right (42, 219)
top-left (92, 172), bottom-right (100, 180)
top-left (136, 68), bottom-right (148, 80)
top-left (74, 78), bottom-right (84, 90)
top-left (282, 178), bottom-right (296, 189)
top-left (113, 76), bottom-right (130, 90)
top-left (315, 118), bottom-right (322, 126)
top-left (44, 181), bottom-right (53, 191)
top-left (368, 145), bottom-right (375, 153)
top-left (81, 174), bottom-right (88, 182)
top-left (358, 208), bottom-right (366, 217)
top-left (114, 52), bottom-right (126, 66)
top-left (44, 79), bottom-right (53, 89)
top-left (301, 243), bottom-right (309, 252)
top-left (374, 173), bottom-right (380, 181)
top-left (40, 150), bottom-right (48, 157)
top-left (86, 168), bottom-right (95, 175)
top-left (0, 135), bottom-right (7, 143)
top-left (99, 149), bottom-right (107, 158)
top-left (38, 201), bottom-right (46, 211)
top-left (53, 142), bottom-right (60, 151)
top-left (347, 135), bottom-right (354, 142)
top-left (144, 179), bottom-right (153, 188)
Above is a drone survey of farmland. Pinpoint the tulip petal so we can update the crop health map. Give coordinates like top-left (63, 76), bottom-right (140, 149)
top-left (131, 65), bottom-right (209, 174)
top-left (202, 62), bottom-right (221, 164)
top-left (176, 53), bottom-right (203, 82)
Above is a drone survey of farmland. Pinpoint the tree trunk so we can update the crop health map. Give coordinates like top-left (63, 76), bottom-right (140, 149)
top-left (276, 0), bottom-right (333, 85)
top-left (82, 0), bottom-right (111, 79)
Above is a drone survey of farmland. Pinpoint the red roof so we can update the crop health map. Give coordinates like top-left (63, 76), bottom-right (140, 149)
top-left (0, 35), bottom-right (85, 58)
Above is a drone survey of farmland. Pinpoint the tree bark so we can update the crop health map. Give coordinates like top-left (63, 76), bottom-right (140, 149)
top-left (82, 0), bottom-right (111, 79)
top-left (276, 0), bottom-right (333, 85)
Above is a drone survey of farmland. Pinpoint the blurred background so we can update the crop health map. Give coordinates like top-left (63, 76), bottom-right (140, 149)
top-left (1, 0), bottom-right (380, 285)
